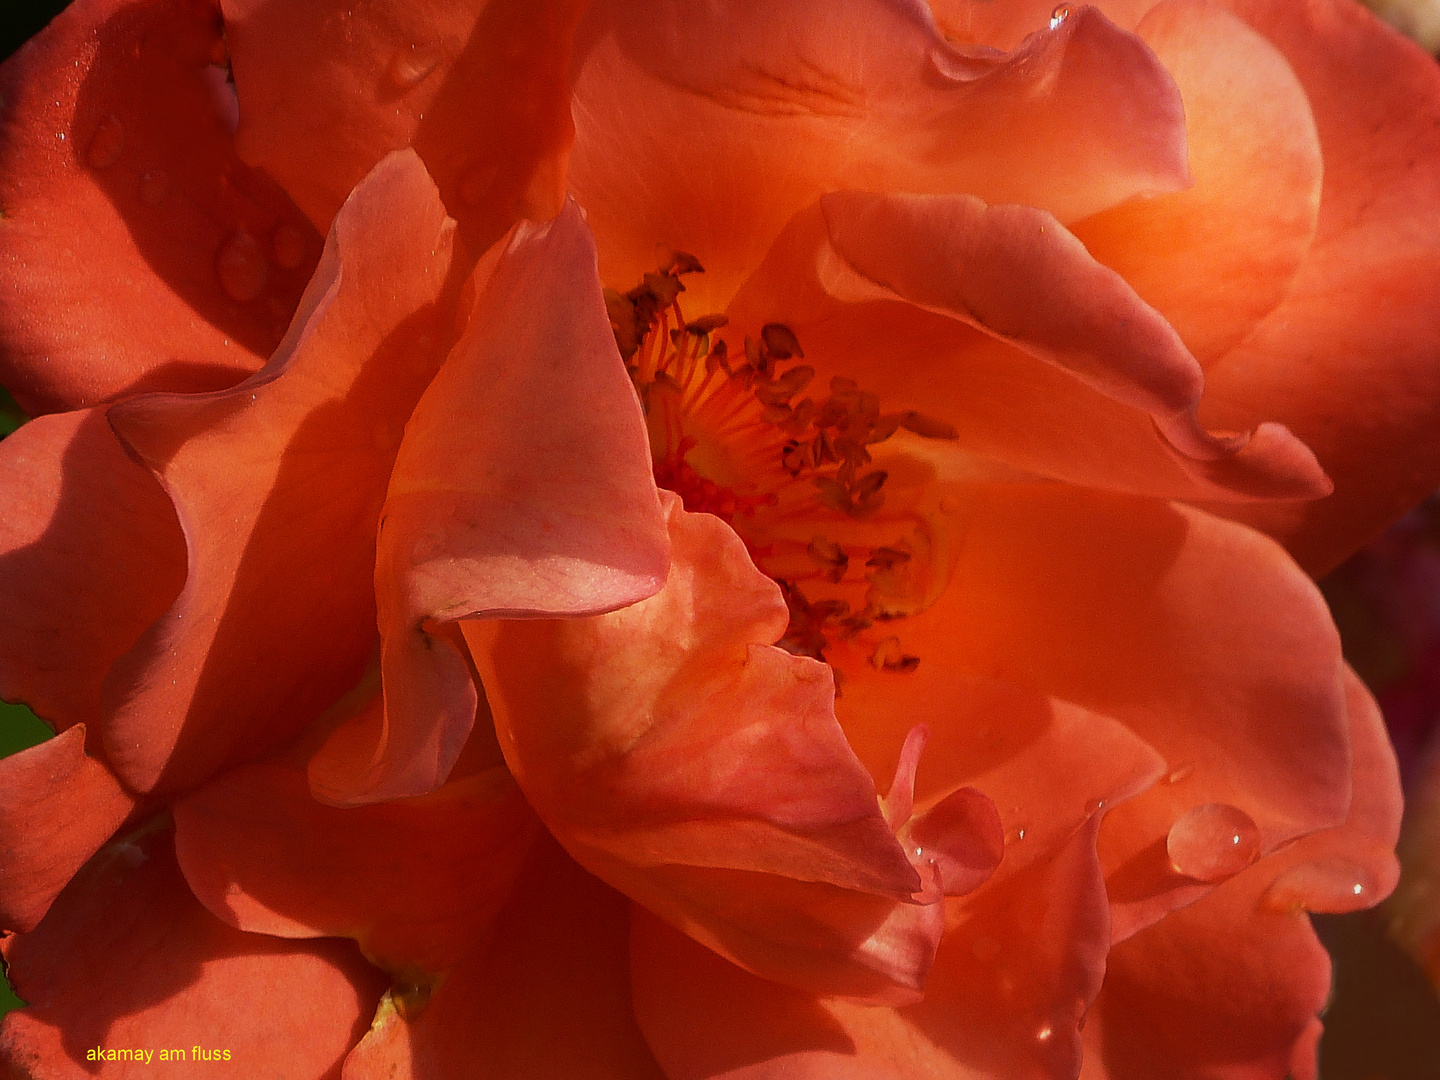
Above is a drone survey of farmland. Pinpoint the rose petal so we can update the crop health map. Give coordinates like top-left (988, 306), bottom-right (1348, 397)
top-left (221, 0), bottom-right (587, 252)
top-left (631, 813), bottom-right (1113, 1080)
top-left (0, 726), bottom-right (136, 933)
top-left (310, 199), bottom-right (669, 806)
top-left (854, 481), bottom-right (1348, 939)
top-left (0, 408), bottom-right (184, 733)
top-left (465, 492), bottom-right (1001, 1002)
top-left (174, 742), bottom-right (541, 976)
top-left (1201, 0), bottom-right (1440, 575)
top-left (1070, 0), bottom-right (1323, 369)
top-left (100, 149), bottom-right (459, 796)
top-left (1084, 666), bottom-right (1400, 1079)
top-left (570, 0), bottom-right (1186, 311)
top-left (723, 196), bottom-right (1330, 503)
top-left (340, 836), bottom-right (666, 1080)
top-left (0, 822), bottom-right (386, 1078)
top-left (0, 0), bottom-right (320, 415)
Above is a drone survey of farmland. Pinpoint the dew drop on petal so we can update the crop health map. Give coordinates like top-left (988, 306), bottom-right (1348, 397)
top-left (1166, 802), bottom-right (1261, 882)
top-left (138, 170), bottom-right (170, 207)
top-left (1260, 858), bottom-right (1377, 913)
top-left (85, 113), bottom-right (124, 169)
top-left (1084, 797), bottom-right (1106, 815)
top-left (216, 230), bottom-right (269, 303)
top-left (389, 45), bottom-right (441, 89)
top-left (1165, 762), bottom-right (1195, 785)
top-left (1049, 4), bottom-right (1071, 29)
top-left (271, 222), bottom-right (310, 269)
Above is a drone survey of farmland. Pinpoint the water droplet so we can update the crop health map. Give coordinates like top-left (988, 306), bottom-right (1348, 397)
top-left (1084, 797), bottom-right (1106, 815)
top-left (389, 45), bottom-right (441, 89)
top-left (1261, 858), bottom-right (1377, 913)
top-left (271, 222), bottom-right (310, 269)
top-left (138, 170), bottom-right (170, 207)
top-left (913, 846), bottom-right (923, 858)
top-left (215, 230), bottom-right (269, 303)
top-left (1036, 1024), bottom-right (1054, 1042)
top-left (1166, 803), bottom-right (1261, 882)
top-left (1049, 4), bottom-right (1071, 29)
top-left (1165, 763), bottom-right (1195, 785)
top-left (85, 113), bottom-right (124, 169)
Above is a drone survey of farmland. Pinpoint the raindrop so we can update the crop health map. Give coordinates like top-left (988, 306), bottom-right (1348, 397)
top-left (138, 170), bottom-right (170, 207)
top-left (85, 113), bottom-right (124, 170)
top-left (1261, 859), bottom-right (1376, 913)
top-left (215, 230), bottom-right (269, 303)
top-left (271, 222), bottom-right (310, 270)
top-left (1049, 4), bottom-right (1071, 29)
top-left (1084, 797), bottom-right (1106, 815)
top-left (1166, 803), bottom-right (1260, 882)
top-left (389, 45), bottom-right (441, 89)
top-left (1036, 1024), bottom-right (1054, 1042)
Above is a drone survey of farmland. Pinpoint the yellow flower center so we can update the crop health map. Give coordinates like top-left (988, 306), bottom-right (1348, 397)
top-left (608, 252), bottom-right (960, 686)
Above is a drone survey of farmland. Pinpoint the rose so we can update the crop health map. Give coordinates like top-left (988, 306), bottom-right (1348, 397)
top-left (0, 0), bottom-right (1431, 1077)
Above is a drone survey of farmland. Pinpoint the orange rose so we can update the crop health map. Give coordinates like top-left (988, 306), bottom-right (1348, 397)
top-left (0, 1), bottom-right (1430, 1077)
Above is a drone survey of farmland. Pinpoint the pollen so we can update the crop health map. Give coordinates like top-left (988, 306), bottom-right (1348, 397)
top-left (610, 252), bottom-right (961, 680)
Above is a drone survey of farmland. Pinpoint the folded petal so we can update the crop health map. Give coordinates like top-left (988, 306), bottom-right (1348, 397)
top-left (465, 492), bottom-right (1001, 1002)
top-left (1084, 666), bottom-right (1401, 1079)
top-left (723, 196), bottom-right (1330, 503)
top-left (341, 836), bottom-right (666, 1080)
top-left (0, 0), bottom-right (320, 415)
top-left (631, 812), bottom-right (1113, 1080)
top-left (0, 822), bottom-right (386, 1078)
top-left (174, 743), bottom-right (540, 977)
top-left (570, 0), bottom-right (1186, 311)
top-left (100, 150), bottom-right (459, 796)
top-left (0, 726), bottom-right (136, 933)
top-left (221, 0), bottom-right (587, 252)
top-left (0, 408), bottom-right (184, 733)
top-left (926, 0), bottom-right (1154, 49)
top-left (311, 200), bottom-right (668, 805)
top-left (1201, 0), bottom-right (1440, 575)
top-left (1070, 0), bottom-right (1323, 369)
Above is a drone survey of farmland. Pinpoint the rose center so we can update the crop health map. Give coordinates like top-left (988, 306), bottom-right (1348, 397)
top-left (607, 252), bottom-right (960, 685)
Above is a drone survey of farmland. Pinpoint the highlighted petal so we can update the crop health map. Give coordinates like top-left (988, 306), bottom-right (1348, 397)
top-left (1071, 0), bottom-right (1323, 369)
top-left (0, 409), bottom-right (184, 733)
top-left (341, 837), bottom-right (666, 1080)
top-left (222, 0), bottom-right (587, 252)
top-left (175, 745), bottom-right (540, 976)
top-left (101, 150), bottom-right (459, 796)
top-left (0, 726), bottom-right (136, 933)
top-left (571, 0), bottom-right (1186, 310)
top-left (314, 200), bottom-right (669, 805)
top-left (0, 0), bottom-right (320, 414)
top-left (0, 823), bottom-right (385, 1078)
top-left (725, 195), bottom-right (1330, 503)
top-left (1202, 0), bottom-right (1440, 573)
top-left (465, 493), bottom-right (1001, 1001)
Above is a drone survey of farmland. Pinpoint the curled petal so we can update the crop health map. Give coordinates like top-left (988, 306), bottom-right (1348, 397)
top-left (0, 726), bottom-right (136, 933)
top-left (465, 493), bottom-right (1002, 1002)
top-left (312, 199), bottom-right (669, 805)
top-left (571, 0), bottom-right (1186, 310)
top-left (724, 195), bottom-right (1330, 503)
top-left (0, 408), bottom-right (184, 733)
top-left (1202, 0), bottom-right (1440, 574)
top-left (341, 837), bottom-right (666, 1080)
top-left (0, 823), bottom-right (386, 1078)
top-left (631, 813), bottom-right (1113, 1080)
top-left (0, 0), bottom-right (319, 414)
top-left (222, 0), bottom-right (587, 252)
top-left (102, 149), bottom-right (459, 796)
